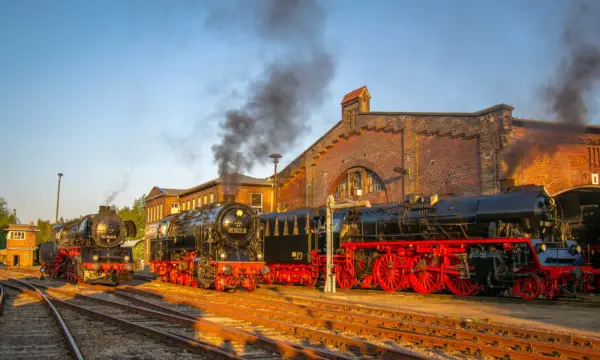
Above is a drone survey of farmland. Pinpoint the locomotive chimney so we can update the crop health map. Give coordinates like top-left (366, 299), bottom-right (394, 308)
top-left (98, 205), bottom-right (111, 214)
top-left (499, 178), bottom-right (515, 193)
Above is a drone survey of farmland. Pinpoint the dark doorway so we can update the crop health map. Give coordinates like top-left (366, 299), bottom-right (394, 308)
top-left (13, 255), bottom-right (19, 267)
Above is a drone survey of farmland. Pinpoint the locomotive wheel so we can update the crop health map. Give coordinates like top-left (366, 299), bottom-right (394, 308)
top-left (302, 272), bottom-right (316, 287)
top-left (169, 269), bottom-right (177, 284)
top-left (335, 262), bottom-right (357, 289)
top-left (409, 256), bottom-right (441, 294)
top-left (242, 278), bottom-right (257, 292)
top-left (513, 272), bottom-right (542, 300)
top-left (262, 271), bottom-right (276, 285)
top-left (444, 256), bottom-right (477, 296)
top-left (374, 254), bottom-right (406, 292)
top-left (279, 270), bottom-right (291, 285)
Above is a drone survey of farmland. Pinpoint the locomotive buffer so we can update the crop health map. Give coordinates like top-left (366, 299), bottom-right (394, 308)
top-left (325, 195), bottom-right (371, 293)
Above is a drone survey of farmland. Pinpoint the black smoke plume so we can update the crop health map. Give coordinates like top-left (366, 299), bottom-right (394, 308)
top-left (104, 171), bottom-right (131, 206)
top-left (208, 0), bottom-right (335, 194)
top-left (505, 0), bottom-right (600, 176)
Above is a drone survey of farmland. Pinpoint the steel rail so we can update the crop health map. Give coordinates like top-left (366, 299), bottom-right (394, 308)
top-left (321, 286), bottom-right (600, 308)
top-left (242, 290), bottom-right (600, 348)
top-left (124, 286), bottom-right (599, 360)
top-left (111, 289), bottom-right (350, 360)
top-left (11, 278), bottom-right (241, 360)
top-left (202, 291), bottom-right (600, 359)
top-left (0, 279), bottom-right (85, 360)
top-left (31, 282), bottom-right (335, 360)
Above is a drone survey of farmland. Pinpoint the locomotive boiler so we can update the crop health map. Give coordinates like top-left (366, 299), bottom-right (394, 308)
top-left (38, 205), bottom-right (137, 285)
top-left (149, 202), bottom-right (266, 291)
top-left (261, 188), bottom-right (599, 300)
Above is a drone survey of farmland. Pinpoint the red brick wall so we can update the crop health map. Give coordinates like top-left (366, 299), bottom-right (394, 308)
top-left (311, 130), bottom-right (403, 207)
top-left (234, 185), bottom-right (273, 213)
top-left (279, 171), bottom-right (306, 210)
top-left (501, 126), bottom-right (600, 195)
top-left (417, 135), bottom-right (481, 196)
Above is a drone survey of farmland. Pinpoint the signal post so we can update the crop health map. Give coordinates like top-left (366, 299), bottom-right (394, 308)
top-left (324, 195), bottom-right (371, 293)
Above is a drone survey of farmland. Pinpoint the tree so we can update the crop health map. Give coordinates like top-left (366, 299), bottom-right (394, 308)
top-left (0, 197), bottom-right (20, 250)
top-left (118, 193), bottom-right (146, 240)
top-left (36, 219), bottom-right (54, 245)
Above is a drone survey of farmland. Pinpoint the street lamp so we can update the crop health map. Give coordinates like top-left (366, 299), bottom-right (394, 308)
top-left (269, 153), bottom-right (282, 212)
top-left (55, 173), bottom-right (63, 223)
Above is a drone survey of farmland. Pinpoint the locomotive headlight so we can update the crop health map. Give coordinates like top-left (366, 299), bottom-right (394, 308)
top-left (236, 209), bottom-right (243, 217)
top-left (256, 252), bottom-right (263, 261)
top-left (535, 243), bottom-right (547, 254)
top-left (124, 255), bottom-right (130, 262)
top-left (219, 251), bottom-right (227, 260)
top-left (92, 254), bottom-right (99, 261)
top-left (221, 265), bottom-right (233, 276)
top-left (569, 244), bottom-right (582, 255)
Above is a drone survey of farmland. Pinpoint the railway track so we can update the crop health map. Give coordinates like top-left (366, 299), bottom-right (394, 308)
top-left (114, 287), bottom-right (427, 360)
top-left (5, 268), bottom-right (600, 358)
top-left (0, 279), bottom-right (83, 360)
top-left (125, 283), bottom-right (600, 360)
top-left (0, 277), bottom-right (234, 360)
top-left (9, 277), bottom-right (378, 360)
top-left (5, 267), bottom-right (600, 308)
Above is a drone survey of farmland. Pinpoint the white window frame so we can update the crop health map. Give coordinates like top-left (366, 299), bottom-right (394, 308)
top-left (9, 231), bottom-right (25, 240)
top-left (250, 193), bottom-right (263, 212)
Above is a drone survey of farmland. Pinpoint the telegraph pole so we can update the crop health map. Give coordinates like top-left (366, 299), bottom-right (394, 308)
top-left (324, 195), bottom-right (371, 293)
top-left (55, 173), bottom-right (63, 223)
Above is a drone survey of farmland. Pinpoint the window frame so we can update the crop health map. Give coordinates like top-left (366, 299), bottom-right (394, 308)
top-left (250, 193), bottom-right (263, 212)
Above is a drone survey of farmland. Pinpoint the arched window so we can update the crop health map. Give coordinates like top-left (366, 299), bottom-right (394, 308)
top-left (333, 167), bottom-right (384, 198)
top-left (366, 171), bottom-right (384, 193)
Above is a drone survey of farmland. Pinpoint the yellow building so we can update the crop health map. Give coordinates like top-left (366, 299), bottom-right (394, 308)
top-left (0, 223), bottom-right (39, 267)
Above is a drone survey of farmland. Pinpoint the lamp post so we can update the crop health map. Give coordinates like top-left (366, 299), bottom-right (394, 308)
top-left (269, 153), bottom-right (282, 212)
top-left (55, 173), bottom-right (63, 223)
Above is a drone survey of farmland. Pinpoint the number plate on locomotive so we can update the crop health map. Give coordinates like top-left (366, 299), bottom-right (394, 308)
top-left (228, 227), bottom-right (247, 234)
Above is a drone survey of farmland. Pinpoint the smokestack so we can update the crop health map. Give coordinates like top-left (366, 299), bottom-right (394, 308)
top-left (208, 0), bottom-right (335, 192)
top-left (504, 1), bottom-right (600, 177)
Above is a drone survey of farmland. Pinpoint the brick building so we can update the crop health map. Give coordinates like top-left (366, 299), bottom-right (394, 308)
top-left (0, 223), bottom-right (39, 267)
top-left (143, 173), bottom-right (272, 263)
top-left (276, 86), bottom-right (600, 213)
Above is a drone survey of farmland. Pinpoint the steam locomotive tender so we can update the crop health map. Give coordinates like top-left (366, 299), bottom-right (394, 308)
top-left (38, 205), bottom-right (137, 285)
top-left (149, 202), bottom-right (266, 291)
top-left (261, 188), bottom-right (599, 300)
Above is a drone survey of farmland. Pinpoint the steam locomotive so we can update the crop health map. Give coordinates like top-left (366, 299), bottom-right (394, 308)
top-left (38, 205), bottom-right (137, 285)
top-left (149, 201), bottom-right (266, 291)
top-left (260, 188), bottom-right (599, 300)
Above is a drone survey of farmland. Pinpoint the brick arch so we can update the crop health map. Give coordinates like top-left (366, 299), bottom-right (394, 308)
top-left (327, 160), bottom-right (390, 203)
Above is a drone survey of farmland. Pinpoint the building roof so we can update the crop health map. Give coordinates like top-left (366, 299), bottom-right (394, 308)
top-left (512, 118), bottom-right (600, 134)
top-left (179, 172), bottom-right (270, 197)
top-left (341, 86), bottom-right (368, 104)
top-left (156, 187), bottom-right (186, 196)
top-left (3, 224), bottom-right (39, 232)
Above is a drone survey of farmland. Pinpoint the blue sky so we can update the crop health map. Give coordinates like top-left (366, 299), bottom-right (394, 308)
top-left (0, 0), bottom-right (597, 223)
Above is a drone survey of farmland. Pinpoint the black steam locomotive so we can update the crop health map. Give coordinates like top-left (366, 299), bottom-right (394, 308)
top-left (149, 201), bottom-right (266, 291)
top-left (261, 188), bottom-right (599, 300)
top-left (39, 205), bottom-right (137, 285)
